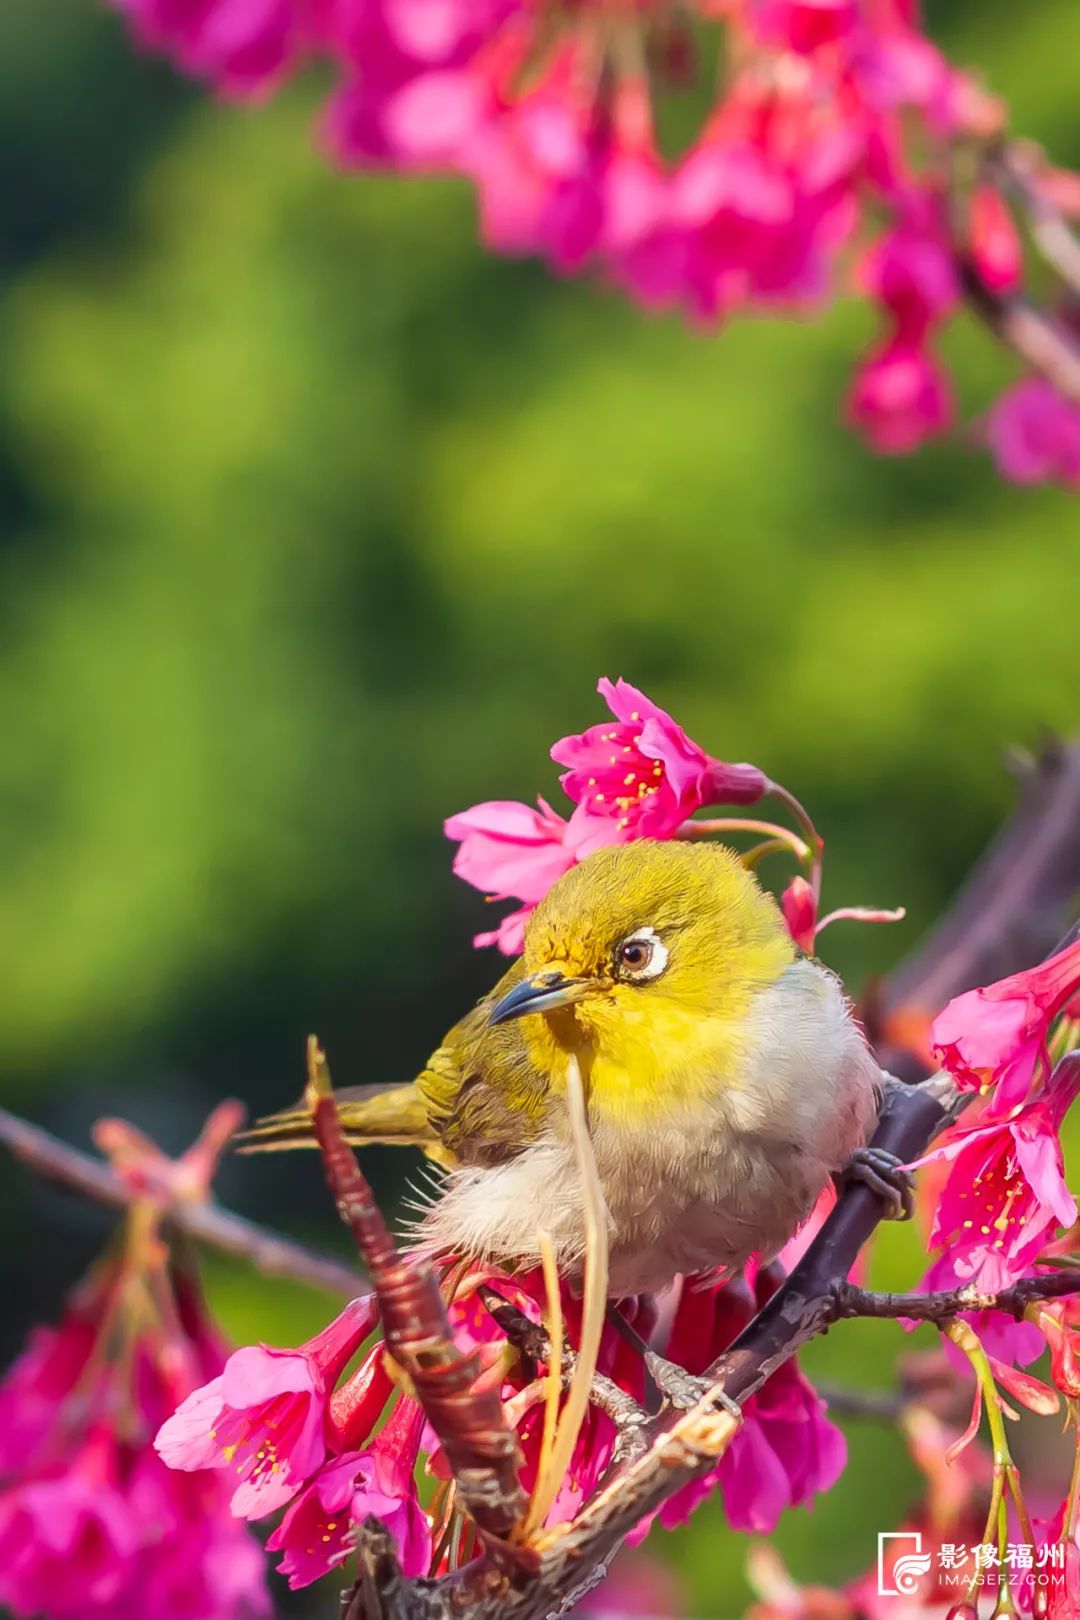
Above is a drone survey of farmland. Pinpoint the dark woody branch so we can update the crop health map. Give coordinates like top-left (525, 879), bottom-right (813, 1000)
top-left (875, 737), bottom-right (1080, 1077)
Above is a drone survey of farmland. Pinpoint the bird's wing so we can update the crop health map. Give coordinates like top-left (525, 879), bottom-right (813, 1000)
top-left (417, 959), bottom-right (552, 1167)
top-left (239, 961), bottom-right (550, 1167)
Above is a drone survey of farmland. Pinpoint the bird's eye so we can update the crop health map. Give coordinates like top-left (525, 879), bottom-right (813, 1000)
top-left (616, 929), bottom-right (668, 981)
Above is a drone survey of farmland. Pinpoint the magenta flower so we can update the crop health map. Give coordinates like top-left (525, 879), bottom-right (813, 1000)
top-left (551, 677), bottom-right (768, 838)
top-left (919, 1251), bottom-right (1046, 1369)
top-left (127, 1454), bottom-right (271, 1620)
top-left (848, 337), bottom-right (953, 454)
top-left (267, 1400), bottom-right (431, 1588)
top-left (781, 877), bottom-right (818, 954)
top-left (858, 221), bottom-right (959, 340)
top-left (155, 1292), bottom-right (378, 1517)
top-left (0, 1272), bottom-right (109, 1474)
top-left (444, 797), bottom-right (615, 953)
top-left (911, 1060), bottom-right (1080, 1289)
top-left (984, 378), bottom-right (1080, 489)
top-left (930, 935), bottom-right (1080, 1113)
top-left (968, 184), bottom-right (1023, 294)
top-left (114, 0), bottom-right (319, 99)
top-left (0, 1434), bottom-right (136, 1619)
top-left (0, 1110), bottom-right (271, 1620)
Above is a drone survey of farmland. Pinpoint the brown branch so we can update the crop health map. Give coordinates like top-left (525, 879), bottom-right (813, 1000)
top-left (477, 1285), bottom-right (651, 1465)
top-left (875, 737), bottom-right (1080, 1076)
top-left (991, 141), bottom-right (1080, 297)
top-left (836, 1270), bottom-right (1080, 1324)
top-left (304, 1038), bottom-right (530, 1556)
top-left (0, 1105), bottom-right (363, 1300)
top-left (960, 261), bottom-right (1080, 405)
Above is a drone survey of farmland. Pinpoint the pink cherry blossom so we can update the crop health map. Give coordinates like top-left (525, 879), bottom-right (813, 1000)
top-left (859, 220), bottom-right (959, 339)
top-left (848, 336), bottom-right (953, 453)
top-left (552, 677), bottom-right (768, 838)
top-left (267, 1399), bottom-right (432, 1588)
top-left (919, 1250), bottom-right (1046, 1369)
top-left (103, 0), bottom-right (1080, 479)
top-left (930, 935), bottom-right (1080, 1113)
top-left (0, 1112), bottom-right (271, 1620)
top-left (155, 1293), bottom-right (378, 1517)
top-left (781, 877), bottom-right (818, 953)
top-left (969, 183), bottom-right (1023, 293)
top-left (113, 0), bottom-right (322, 99)
top-left (910, 1057), bottom-right (1080, 1289)
top-left (0, 1270), bottom-right (111, 1474)
top-left (0, 1433), bottom-right (137, 1619)
top-left (629, 1271), bottom-right (843, 1540)
top-left (444, 797), bottom-right (617, 952)
top-left (984, 378), bottom-right (1080, 489)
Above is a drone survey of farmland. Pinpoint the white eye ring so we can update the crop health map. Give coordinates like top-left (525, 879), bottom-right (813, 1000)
top-left (617, 927), bottom-right (669, 981)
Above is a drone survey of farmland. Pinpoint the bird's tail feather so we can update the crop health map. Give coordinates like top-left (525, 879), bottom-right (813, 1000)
top-left (236, 1080), bottom-right (440, 1155)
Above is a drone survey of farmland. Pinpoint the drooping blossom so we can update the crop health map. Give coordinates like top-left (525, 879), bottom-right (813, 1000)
top-left (847, 337), bottom-right (953, 454)
top-left (267, 1399), bottom-right (432, 1588)
top-left (847, 1406), bottom-right (993, 1620)
top-left (552, 677), bottom-right (769, 839)
top-left (629, 1269), bottom-right (844, 1541)
top-left (103, 0), bottom-right (1080, 480)
top-left (968, 184), bottom-right (1024, 293)
top-left (156, 1292), bottom-right (379, 1517)
top-left (909, 1056), bottom-right (1080, 1291)
top-left (0, 1108), bottom-right (270, 1620)
top-left (984, 378), bottom-right (1080, 489)
top-left (112, 0), bottom-right (323, 99)
top-left (443, 797), bottom-right (616, 952)
top-left (930, 935), bottom-right (1080, 1114)
top-left (858, 220), bottom-right (959, 339)
top-left (780, 876), bottom-right (905, 957)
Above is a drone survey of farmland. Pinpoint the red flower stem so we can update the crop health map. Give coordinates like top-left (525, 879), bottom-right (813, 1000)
top-left (678, 817), bottom-right (810, 862)
top-left (767, 784), bottom-right (825, 901)
top-left (304, 1038), bottom-right (530, 1555)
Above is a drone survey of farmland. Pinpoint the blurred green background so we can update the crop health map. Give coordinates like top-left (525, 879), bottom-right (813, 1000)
top-left (1, 0), bottom-right (1079, 1613)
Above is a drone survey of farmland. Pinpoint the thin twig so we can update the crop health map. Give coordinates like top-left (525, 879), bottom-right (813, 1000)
top-left (478, 1285), bottom-right (650, 1465)
top-left (0, 1105), bottom-right (363, 1299)
top-left (960, 259), bottom-right (1080, 405)
top-left (992, 140), bottom-right (1080, 294)
top-left (836, 1271), bottom-right (1080, 1323)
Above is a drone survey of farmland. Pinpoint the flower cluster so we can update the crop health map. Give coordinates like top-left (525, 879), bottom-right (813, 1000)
top-left (156, 1257), bottom-right (845, 1580)
top-left (906, 937), bottom-right (1080, 1365)
top-left (155, 1289), bottom-right (436, 1588)
top-left (0, 1110), bottom-right (269, 1620)
top-left (445, 676), bottom-right (773, 951)
top-left (109, 0), bottom-right (1080, 484)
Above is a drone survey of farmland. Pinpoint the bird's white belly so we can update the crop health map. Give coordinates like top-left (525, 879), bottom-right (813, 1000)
top-left (416, 962), bottom-right (881, 1295)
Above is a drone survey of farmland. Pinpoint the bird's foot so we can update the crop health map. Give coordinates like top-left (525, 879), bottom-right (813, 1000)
top-left (838, 1146), bottom-right (915, 1221)
top-left (643, 1352), bottom-right (742, 1420)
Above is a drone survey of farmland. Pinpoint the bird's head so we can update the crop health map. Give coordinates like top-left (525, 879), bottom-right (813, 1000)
top-left (488, 840), bottom-right (797, 1110)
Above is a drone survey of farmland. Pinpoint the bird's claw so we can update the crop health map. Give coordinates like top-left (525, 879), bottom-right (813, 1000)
top-left (644, 1351), bottom-right (741, 1419)
top-left (838, 1146), bottom-right (915, 1220)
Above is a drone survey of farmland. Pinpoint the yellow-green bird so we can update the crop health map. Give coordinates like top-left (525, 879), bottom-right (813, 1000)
top-left (245, 839), bottom-right (891, 1296)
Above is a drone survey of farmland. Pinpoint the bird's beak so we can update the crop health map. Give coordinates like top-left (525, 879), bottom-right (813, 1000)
top-left (489, 970), bottom-right (599, 1026)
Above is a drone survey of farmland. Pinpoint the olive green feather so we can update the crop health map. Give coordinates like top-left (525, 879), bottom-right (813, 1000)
top-left (238, 958), bottom-right (549, 1168)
